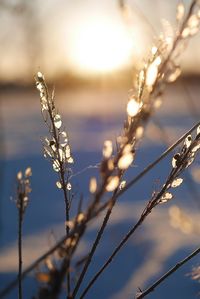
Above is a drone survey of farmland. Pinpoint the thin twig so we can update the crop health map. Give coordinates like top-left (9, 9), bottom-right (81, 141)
top-left (15, 169), bottom-right (31, 299)
top-left (153, 117), bottom-right (200, 209)
top-left (71, 184), bottom-right (121, 298)
top-left (79, 215), bottom-right (145, 299)
top-left (18, 196), bottom-right (23, 299)
top-left (136, 246), bottom-right (200, 298)
top-left (79, 124), bottom-right (200, 298)
top-left (45, 82), bottom-right (70, 237)
top-left (36, 75), bottom-right (72, 296)
top-left (116, 120), bottom-right (200, 201)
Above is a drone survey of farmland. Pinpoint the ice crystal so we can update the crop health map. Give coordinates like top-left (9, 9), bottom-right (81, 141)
top-left (103, 140), bottom-right (113, 159)
top-left (160, 192), bottom-right (173, 203)
top-left (171, 178), bottom-right (183, 188)
top-left (106, 176), bottom-right (120, 192)
top-left (127, 98), bottom-right (142, 117)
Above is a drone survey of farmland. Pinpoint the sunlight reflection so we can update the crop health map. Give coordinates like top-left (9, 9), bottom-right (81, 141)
top-left (66, 17), bottom-right (133, 74)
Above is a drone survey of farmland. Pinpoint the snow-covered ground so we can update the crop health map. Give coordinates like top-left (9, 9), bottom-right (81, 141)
top-left (0, 78), bottom-right (200, 298)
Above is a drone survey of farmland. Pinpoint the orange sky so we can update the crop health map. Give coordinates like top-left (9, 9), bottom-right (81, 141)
top-left (0, 0), bottom-right (200, 83)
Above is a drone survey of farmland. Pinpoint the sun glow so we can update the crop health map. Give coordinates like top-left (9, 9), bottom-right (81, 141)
top-left (67, 18), bottom-right (133, 74)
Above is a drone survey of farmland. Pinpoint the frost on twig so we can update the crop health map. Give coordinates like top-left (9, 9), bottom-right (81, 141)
top-left (149, 126), bottom-right (200, 208)
top-left (35, 71), bottom-right (74, 236)
top-left (15, 168), bottom-right (32, 299)
top-left (35, 71), bottom-right (75, 296)
top-left (100, 0), bottom-right (200, 200)
top-left (35, 72), bottom-right (74, 182)
top-left (15, 167), bottom-right (32, 218)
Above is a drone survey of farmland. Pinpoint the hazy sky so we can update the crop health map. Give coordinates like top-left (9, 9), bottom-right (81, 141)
top-left (0, 0), bottom-right (200, 83)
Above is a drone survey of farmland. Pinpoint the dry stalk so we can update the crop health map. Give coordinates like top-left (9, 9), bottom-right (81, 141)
top-left (15, 168), bottom-right (32, 299)
top-left (35, 73), bottom-right (74, 296)
top-left (136, 246), bottom-right (200, 298)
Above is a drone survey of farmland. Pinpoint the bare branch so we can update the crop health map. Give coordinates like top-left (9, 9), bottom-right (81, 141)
top-left (136, 246), bottom-right (200, 299)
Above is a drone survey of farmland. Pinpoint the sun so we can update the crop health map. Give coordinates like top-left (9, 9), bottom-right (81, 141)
top-left (67, 17), bottom-right (133, 74)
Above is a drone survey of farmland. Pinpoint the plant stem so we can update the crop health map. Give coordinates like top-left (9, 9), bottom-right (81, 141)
top-left (116, 120), bottom-right (200, 201)
top-left (60, 172), bottom-right (71, 296)
top-left (45, 84), bottom-right (71, 296)
top-left (79, 141), bottom-right (194, 298)
top-left (18, 197), bottom-right (23, 299)
top-left (71, 187), bottom-right (119, 298)
top-left (79, 214), bottom-right (145, 299)
top-left (136, 246), bottom-right (200, 299)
